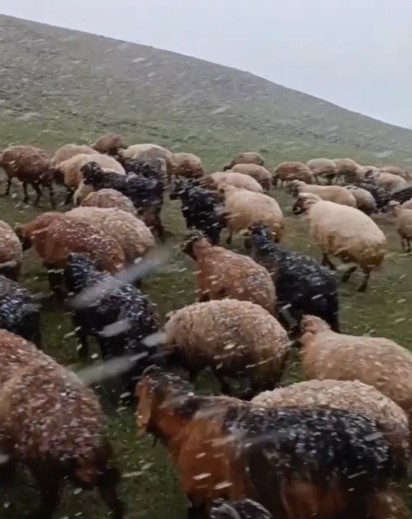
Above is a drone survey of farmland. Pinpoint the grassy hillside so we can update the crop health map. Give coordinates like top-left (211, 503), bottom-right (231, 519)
top-left (0, 14), bottom-right (412, 519)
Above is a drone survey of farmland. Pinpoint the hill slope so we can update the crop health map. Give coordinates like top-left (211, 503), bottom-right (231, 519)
top-left (0, 14), bottom-right (411, 166)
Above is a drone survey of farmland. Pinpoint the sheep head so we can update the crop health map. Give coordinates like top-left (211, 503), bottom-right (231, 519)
top-left (181, 231), bottom-right (209, 258)
top-left (81, 161), bottom-right (105, 186)
top-left (292, 193), bottom-right (320, 215)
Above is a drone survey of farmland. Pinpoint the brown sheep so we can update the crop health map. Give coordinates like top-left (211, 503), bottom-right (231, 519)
top-left (0, 220), bottom-right (23, 281)
top-left (81, 188), bottom-right (137, 214)
top-left (118, 143), bottom-right (175, 180)
top-left (223, 152), bottom-right (264, 170)
top-left (171, 152), bottom-right (204, 178)
top-left (307, 158), bottom-right (337, 185)
top-left (91, 133), bottom-right (127, 156)
top-left (1, 145), bottom-right (55, 207)
top-left (333, 158), bottom-right (364, 184)
top-left (272, 161), bottom-right (314, 187)
top-left (136, 367), bottom-right (407, 519)
top-left (51, 144), bottom-right (96, 167)
top-left (0, 329), bottom-right (124, 519)
top-left (230, 163), bottom-right (272, 192)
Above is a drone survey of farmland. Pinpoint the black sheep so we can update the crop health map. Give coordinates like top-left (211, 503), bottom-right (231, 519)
top-left (169, 179), bottom-right (226, 244)
top-left (0, 275), bottom-right (42, 347)
top-left (64, 252), bottom-right (160, 396)
top-left (246, 223), bottom-right (340, 332)
top-left (210, 499), bottom-right (273, 519)
top-left (387, 185), bottom-right (412, 206)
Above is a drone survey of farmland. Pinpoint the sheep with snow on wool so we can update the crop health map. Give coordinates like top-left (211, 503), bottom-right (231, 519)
top-left (182, 232), bottom-right (276, 313)
top-left (292, 193), bottom-right (386, 291)
top-left (81, 188), bottom-right (137, 214)
top-left (0, 220), bottom-right (23, 281)
top-left (163, 299), bottom-right (289, 397)
top-left (118, 143), bottom-right (175, 180)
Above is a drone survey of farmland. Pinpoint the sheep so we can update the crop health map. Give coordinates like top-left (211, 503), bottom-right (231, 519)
top-left (0, 275), bottom-right (42, 347)
top-left (386, 185), bottom-right (412, 207)
top-left (223, 151), bottom-right (265, 170)
top-left (118, 143), bottom-right (175, 180)
top-left (0, 329), bottom-right (124, 519)
top-left (365, 169), bottom-right (407, 193)
top-left (345, 184), bottom-right (377, 214)
top-left (245, 223), bottom-right (339, 332)
top-left (171, 152), bottom-right (204, 178)
top-left (306, 158), bottom-right (337, 184)
top-left (136, 367), bottom-right (407, 519)
top-left (333, 158), bottom-right (364, 184)
top-left (289, 180), bottom-right (357, 206)
top-left (163, 299), bottom-right (289, 397)
top-left (57, 153), bottom-right (125, 204)
top-left (299, 315), bottom-right (412, 446)
top-left (169, 179), bottom-right (226, 244)
top-left (208, 171), bottom-right (264, 193)
top-left (292, 193), bottom-right (387, 291)
top-left (350, 181), bottom-right (390, 211)
top-left (219, 184), bottom-right (284, 244)
top-left (91, 133), bottom-right (127, 156)
top-left (272, 161), bottom-right (314, 187)
top-left (81, 188), bottom-right (137, 214)
top-left (64, 253), bottom-right (160, 396)
top-left (388, 201), bottom-right (412, 252)
top-left (78, 161), bottom-right (166, 239)
top-left (182, 232), bottom-right (276, 313)
top-left (379, 165), bottom-right (410, 180)
top-left (210, 499), bottom-right (273, 519)
top-left (0, 220), bottom-right (23, 281)
top-left (51, 144), bottom-right (95, 167)
top-left (1, 145), bottom-right (56, 207)
top-left (402, 198), bottom-right (412, 210)
top-left (229, 163), bottom-right (272, 192)
top-left (16, 213), bottom-right (125, 295)
top-left (66, 206), bottom-right (155, 265)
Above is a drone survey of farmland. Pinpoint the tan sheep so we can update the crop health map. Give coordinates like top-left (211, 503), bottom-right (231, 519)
top-left (81, 188), bottom-right (137, 214)
top-left (299, 314), bottom-right (412, 446)
top-left (365, 170), bottom-right (407, 193)
top-left (388, 201), bottom-right (412, 252)
top-left (1, 145), bottom-right (55, 207)
top-left (164, 299), bottom-right (289, 397)
top-left (290, 180), bottom-right (357, 207)
top-left (223, 151), bottom-right (264, 170)
top-left (272, 161), bottom-right (314, 187)
top-left (66, 206), bottom-right (155, 264)
top-left (171, 152), bottom-right (204, 178)
top-left (346, 185), bottom-right (377, 214)
top-left (209, 172), bottom-right (263, 193)
top-left (51, 144), bottom-right (95, 167)
top-left (119, 143), bottom-right (174, 179)
top-left (182, 233), bottom-right (276, 313)
top-left (252, 379), bottom-right (410, 462)
top-left (333, 158), bottom-right (364, 184)
top-left (91, 133), bottom-right (127, 156)
top-left (229, 163), bottom-right (272, 192)
top-left (0, 220), bottom-right (23, 281)
top-left (292, 193), bottom-right (386, 291)
top-left (219, 183), bottom-right (284, 243)
top-left (401, 199), bottom-right (412, 210)
top-left (306, 158), bottom-right (337, 184)
top-left (379, 165), bottom-right (410, 180)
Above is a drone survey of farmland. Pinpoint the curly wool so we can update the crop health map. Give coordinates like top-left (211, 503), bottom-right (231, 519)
top-left (210, 172), bottom-right (263, 193)
top-left (230, 164), bottom-right (272, 192)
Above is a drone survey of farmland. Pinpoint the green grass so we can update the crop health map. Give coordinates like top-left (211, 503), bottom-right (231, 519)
top-left (1, 163), bottom-right (412, 518)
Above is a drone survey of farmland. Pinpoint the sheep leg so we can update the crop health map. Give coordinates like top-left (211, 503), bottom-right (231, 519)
top-left (211, 367), bottom-right (232, 395)
top-left (358, 270), bottom-right (370, 293)
top-left (187, 502), bottom-right (208, 519)
top-left (22, 181), bottom-right (30, 203)
top-left (29, 466), bottom-right (62, 519)
top-left (46, 268), bottom-right (65, 299)
top-left (97, 482), bottom-right (125, 519)
top-left (321, 254), bottom-right (336, 270)
top-left (73, 322), bottom-right (89, 359)
top-left (3, 177), bottom-right (12, 196)
top-left (48, 184), bottom-right (56, 208)
top-left (32, 183), bottom-right (42, 206)
top-left (400, 238), bottom-right (406, 252)
top-left (406, 238), bottom-right (411, 253)
top-left (341, 266), bottom-right (357, 283)
top-left (226, 230), bottom-right (233, 245)
top-left (64, 187), bottom-right (74, 205)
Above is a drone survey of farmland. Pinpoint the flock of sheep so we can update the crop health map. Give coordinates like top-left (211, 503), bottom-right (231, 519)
top-left (0, 133), bottom-right (412, 519)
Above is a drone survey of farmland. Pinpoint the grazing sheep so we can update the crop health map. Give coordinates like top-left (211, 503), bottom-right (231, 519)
top-left (350, 181), bottom-right (390, 211)
top-left (388, 201), bottom-right (412, 252)
top-left (299, 315), bottom-right (412, 444)
top-left (306, 158), bottom-right (337, 184)
top-left (208, 171), bottom-right (263, 193)
top-left (1, 145), bottom-right (55, 207)
top-left (0, 275), bottom-right (41, 347)
top-left (0, 220), bottom-right (23, 281)
top-left (182, 232), bottom-right (276, 313)
top-left (272, 161), bottom-right (314, 187)
top-left (136, 367), bottom-right (406, 519)
top-left (333, 158), bottom-right (364, 183)
top-left (170, 179), bottom-right (226, 244)
top-left (230, 163), bottom-right (272, 192)
top-left (163, 299), bottom-right (289, 397)
top-left (346, 185), bottom-right (377, 214)
top-left (0, 329), bottom-right (124, 519)
top-left (210, 499), bottom-right (273, 519)
top-left (78, 161), bottom-right (166, 239)
top-left (171, 152), bottom-right (204, 178)
top-left (365, 170), bottom-right (407, 193)
top-left (81, 188), bottom-right (137, 214)
top-left (219, 184), bottom-right (284, 243)
top-left (223, 151), bottom-right (264, 170)
top-left (91, 133), bottom-right (127, 156)
top-left (292, 193), bottom-right (386, 291)
top-left (57, 153), bottom-right (125, 204)
top-left (246, 223), bottom-right (339, 332)
top-left (51, 144), bottom-right (95, 167)
top-left (379, 165), bottom-right (410, 180)
top-left (289, 180), bottom-right (357, 206)
top-left (402, 198), bottom-right (412, 210)
top-left (387, 185), bottom-right (412, 207)
top-left (67, 206), bottom-right (155, 265)
top-left (118, 143), bottom-right (174, 179)
top-left (64, 253), bottom-right (160, 395)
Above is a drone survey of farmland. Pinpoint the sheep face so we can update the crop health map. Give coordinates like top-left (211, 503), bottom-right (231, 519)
top-left (180, 231), bottom-right (207, 258)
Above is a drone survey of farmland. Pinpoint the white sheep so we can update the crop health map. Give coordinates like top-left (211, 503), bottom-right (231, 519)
top-left (292, 193), bottom-right (386, 291)
top-left (365, 170), bottom-right (407, 193)
top-left (209, 172), bottom-right (263, 193)
top-left (345, 185), bottom-right (377, 214)
top-left (290, 180), bottom-right (357, 207)
top-left (379, 165), bottom-right (410, 180)
top-left (229, 163), bottom-right (272, 192)
top-left (388, 201), bottom-right (412, 252)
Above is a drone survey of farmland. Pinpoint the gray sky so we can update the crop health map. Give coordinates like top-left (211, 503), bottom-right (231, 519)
top-left (2, 0), bottom-right (412, 127)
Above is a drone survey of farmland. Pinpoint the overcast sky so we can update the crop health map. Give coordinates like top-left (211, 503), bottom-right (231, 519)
top-left (2, 0), bottom-right (412, 127)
